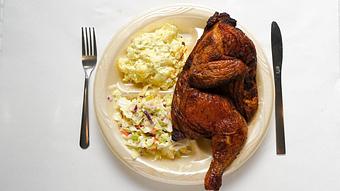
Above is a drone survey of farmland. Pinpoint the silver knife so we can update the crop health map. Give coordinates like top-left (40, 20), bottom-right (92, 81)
top-left (271, 21), bottom-right (286, 155)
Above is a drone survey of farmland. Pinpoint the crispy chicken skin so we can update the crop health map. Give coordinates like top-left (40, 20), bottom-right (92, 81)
top-left (171, 12), bottom-right (258, 190)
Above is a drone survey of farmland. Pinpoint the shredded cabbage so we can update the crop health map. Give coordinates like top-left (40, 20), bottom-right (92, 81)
top-left (110, 86), bottom-right (192, 160)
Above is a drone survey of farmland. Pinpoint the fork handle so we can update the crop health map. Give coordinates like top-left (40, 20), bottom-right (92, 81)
top-left (80, 77), bottom-right (90, 149)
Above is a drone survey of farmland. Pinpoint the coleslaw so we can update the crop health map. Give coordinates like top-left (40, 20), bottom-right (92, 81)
top-left (109, 86), bottom-right (192, 160)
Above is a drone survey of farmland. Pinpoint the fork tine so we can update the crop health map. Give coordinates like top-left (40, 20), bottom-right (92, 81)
top-left (93, 27), bottom-right (97, 56)
top-left (89, 28), bottom-right (93, 55)
top-left (85, 27), bottom-right (89, 56)
top-left (81, 27), bottom-right (85, 56)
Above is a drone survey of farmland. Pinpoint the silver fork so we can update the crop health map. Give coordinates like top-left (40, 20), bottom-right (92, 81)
top-left (80, 27), bottom-right (97, 149)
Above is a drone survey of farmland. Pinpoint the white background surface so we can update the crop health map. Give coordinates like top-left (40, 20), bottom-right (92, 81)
top-left (0, 0), bottom-right (339, 191)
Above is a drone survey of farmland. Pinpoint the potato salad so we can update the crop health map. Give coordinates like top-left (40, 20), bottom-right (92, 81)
top-left (117, 24), bottom-right (187, 90)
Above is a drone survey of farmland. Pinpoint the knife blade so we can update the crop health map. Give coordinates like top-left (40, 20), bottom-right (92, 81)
top-left (271, 21), bottom-right (286, 155)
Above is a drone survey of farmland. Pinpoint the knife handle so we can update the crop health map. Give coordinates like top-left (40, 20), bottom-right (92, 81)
top-left (274, 66), bottom-right (286, 154)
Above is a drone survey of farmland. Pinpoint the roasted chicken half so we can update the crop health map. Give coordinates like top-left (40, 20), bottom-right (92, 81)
top-left (171, 12), bottom-right (258, 190)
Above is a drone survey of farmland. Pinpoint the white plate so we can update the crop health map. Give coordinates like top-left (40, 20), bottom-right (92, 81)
top-left (94, 4), bottom-right (274, 185)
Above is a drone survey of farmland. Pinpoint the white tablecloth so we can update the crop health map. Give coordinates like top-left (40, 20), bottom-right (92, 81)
top-left (0, 0), bottom-right (339, 190)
